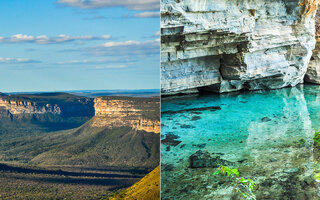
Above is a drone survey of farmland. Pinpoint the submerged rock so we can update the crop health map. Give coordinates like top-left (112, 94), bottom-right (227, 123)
top-left (189, 150), bottom-right (233, 168)
top-left (261, 117), bottom-right (272, 122)
top-left (161, 0), bottom-right (316, 95)
top-left (191, 116), bottom-right (201, 121)
top-left (161, 133), bottom-right (182, 147)
top-left (162, 106), bottom-right (221, 114)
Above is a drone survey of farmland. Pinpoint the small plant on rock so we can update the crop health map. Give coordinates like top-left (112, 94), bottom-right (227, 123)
top-left (314, 131), bottom-right (320, 147)
top-left (213, 165), bottom-right (257, 200)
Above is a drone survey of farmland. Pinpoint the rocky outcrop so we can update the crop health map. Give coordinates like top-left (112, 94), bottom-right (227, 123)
top-left (189, 150), bottom-right (233, 168)
top-left (132, 118), bottom-right (161, 134)
top-left (161, 0), bottom-right (317, 95)
top-left (0, 93), bottom-right (94, 117)
top-left (91, 97), bottom-right (160, 133)
top-left (0, 99), bottom-right (61, 115)
top-left (305, 9), bottom-right (320, 83)
top-left (0, 93), bottom-right (94, 134)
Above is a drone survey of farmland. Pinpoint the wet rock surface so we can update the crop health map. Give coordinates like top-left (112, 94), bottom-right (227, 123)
top-left (161, 133), bottom-right (182, 147)
top-left (189, 150), bottom-right (233, 168)
top-left (162, 106), bottom-right (221, 114)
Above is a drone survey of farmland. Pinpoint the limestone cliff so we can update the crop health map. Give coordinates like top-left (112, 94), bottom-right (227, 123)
top-left (91, 96), bottom-right (160, 133)
top-left (305, 8), bottom-right (320, 83)
top-left (161, 0), bottom-right (317, 94)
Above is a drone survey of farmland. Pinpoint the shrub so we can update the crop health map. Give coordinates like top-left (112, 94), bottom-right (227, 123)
top-left (213, 165), bottom-right (257, 200)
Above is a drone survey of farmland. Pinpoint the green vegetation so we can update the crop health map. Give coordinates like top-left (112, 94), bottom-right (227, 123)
top-left (0, 93), bottom-right (160, 199)
top-left (0, 120), bottom-right (159, 169)
top-left (213, 166), bottom-right (257, 200)
top-left (0, 94), bottom-right (159, 169)
top-left (314, 131), bottom-right (320, 147)
top-left (0, 163), bottom-right (140, 200)
top-left (0, 92), bottom-right (94, 138)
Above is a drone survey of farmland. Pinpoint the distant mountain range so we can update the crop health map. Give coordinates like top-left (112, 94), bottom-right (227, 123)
top-left (0, 92), bottom-right (160, 170)
top-left (4, 89), bottom-right (160, 98)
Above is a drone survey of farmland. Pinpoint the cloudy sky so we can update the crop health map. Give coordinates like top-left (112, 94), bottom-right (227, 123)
top-left (0, 0), bottom-right (159, 92)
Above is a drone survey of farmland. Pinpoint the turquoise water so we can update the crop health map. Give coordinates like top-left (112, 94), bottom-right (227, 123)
top-left (161, 84), bottom-right (320, 200)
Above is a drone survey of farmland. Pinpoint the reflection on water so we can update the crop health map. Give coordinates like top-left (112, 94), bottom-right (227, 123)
top-left (161, 84), bottom-right (320, 200)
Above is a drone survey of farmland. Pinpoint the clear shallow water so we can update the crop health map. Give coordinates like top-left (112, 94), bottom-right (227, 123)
top-left (161, 85), bottom-right (320, 200)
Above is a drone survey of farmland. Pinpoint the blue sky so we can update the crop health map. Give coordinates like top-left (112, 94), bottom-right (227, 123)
top-left (0, 0), bottom-right (160, 92)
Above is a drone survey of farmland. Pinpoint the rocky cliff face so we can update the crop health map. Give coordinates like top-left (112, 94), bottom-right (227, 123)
top-left (0, 99), bottom-right (61, 115)
top-left (0, 93), bottom-right (94, 134)
top-left (0, 93), bottom-right (94, 117)
top-left (161, 0), bottom-right (317, 94)
top-left (305, 9), bottom-right (320, 83)
top-left (91, 97), bottom-right (160, 133)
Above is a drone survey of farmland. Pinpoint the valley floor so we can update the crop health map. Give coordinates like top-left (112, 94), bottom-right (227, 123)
top-left (0, 163), bottom-right (142, 200)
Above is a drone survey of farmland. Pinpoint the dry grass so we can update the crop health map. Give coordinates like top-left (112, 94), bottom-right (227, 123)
top-left (109, 166), bottom-right (160, 200)
top-left (300, 0), bottom-right (319, 17)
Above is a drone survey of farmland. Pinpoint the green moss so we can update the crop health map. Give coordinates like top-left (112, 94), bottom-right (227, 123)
top-left (314, 131), bottom-right (320, 147)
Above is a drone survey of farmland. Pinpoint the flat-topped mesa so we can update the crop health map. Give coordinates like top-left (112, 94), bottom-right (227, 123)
top-left (0, 93), bottom-right (94, 118)
top-left (161, 0), bottom-right (317, 95)
top-left (91, 96), bottom-right (160, 133)
top-left (0, 99), bottom-right (61, 115)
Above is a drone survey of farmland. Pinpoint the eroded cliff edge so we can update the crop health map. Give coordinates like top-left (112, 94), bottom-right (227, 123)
top-left (0, 93), bottom-right (94, 134)
top-left (161, 0), bottom-right (317, 95)
top-left (91, 96), bottom-right (160, 133)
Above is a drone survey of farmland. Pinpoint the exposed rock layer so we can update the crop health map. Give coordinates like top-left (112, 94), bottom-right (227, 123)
top-left (92, 96), bottom-right (160, 133)
top-left (161, 0), bottom-right (317, 94)
top-left (305, 9), bottom-right (320, 83)
top-left (0, 99), bottom-right (61, 115)
top-left (0, 93), bottom-right (94, 134)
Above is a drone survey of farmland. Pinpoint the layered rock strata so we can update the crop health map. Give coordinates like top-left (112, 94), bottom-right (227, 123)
top-left (0, 93), bottom-right (94, 133)
top-left (0, 93), bottom-right (94, 117)
top-left (0, 99), bottom-right (61, 115)
top-left (161, 0), bottom-right (317, 94)
top-left (91, 97), bottom-right (160, 133)
top-left (305, 9), bottom-right (320, 83)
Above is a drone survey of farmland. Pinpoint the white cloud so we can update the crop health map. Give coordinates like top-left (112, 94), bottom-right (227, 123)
top-left (90, 39), bottom-right (160, 56)
top-left (57, 59), bottom-right (107, 65)
top-left (56, 0), bottom-right (159, 11)
top-left (9, 34), bottom-right (35, 42)
top-left (133, 11), bottom-right (160, 18)
top-left (154, 31), bottom-right (160, 36)
top-left (95, 65), bottom-right (128, 69)
top-left (56, 57), bottom-right (138, 66)
top-left (101, 40), bottom-right (141, 47)
top-left (0, 34), bottom-right (111, 44)
top-left (0, 57), bottom-right (41, 64)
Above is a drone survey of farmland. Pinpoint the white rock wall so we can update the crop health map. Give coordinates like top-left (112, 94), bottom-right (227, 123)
top-left (161, 0), bottom-right (317, 94)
